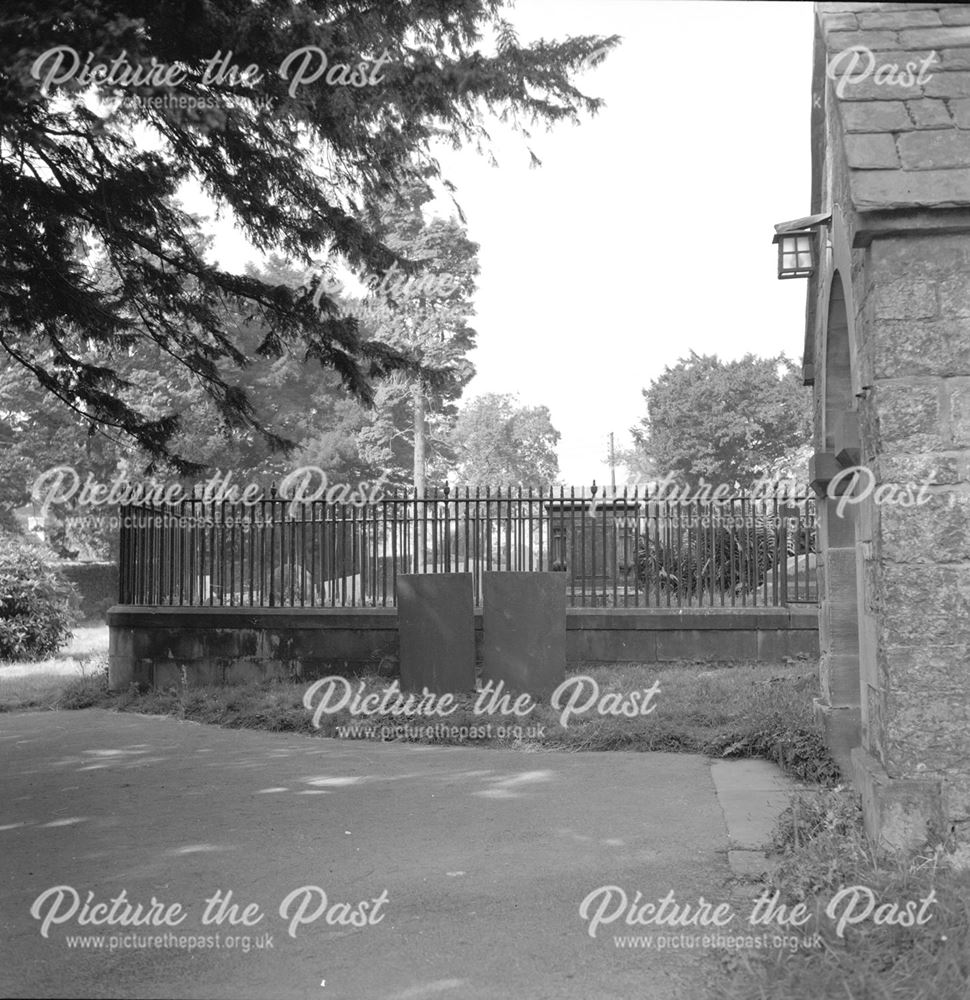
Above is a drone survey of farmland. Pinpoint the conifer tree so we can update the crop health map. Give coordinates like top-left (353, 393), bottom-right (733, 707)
top-left (0, 1), bottom-right (616, 470)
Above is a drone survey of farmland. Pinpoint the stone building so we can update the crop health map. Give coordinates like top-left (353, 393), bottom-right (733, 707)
top-left (805, 3), bottom-right (970, 849)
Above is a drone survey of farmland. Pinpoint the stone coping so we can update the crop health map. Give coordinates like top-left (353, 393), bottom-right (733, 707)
top-left (108, 605), bottom-right (817, 631)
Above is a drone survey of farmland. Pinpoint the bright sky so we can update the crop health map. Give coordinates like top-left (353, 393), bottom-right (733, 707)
top-left (193, 0), bottom-right (816, 485)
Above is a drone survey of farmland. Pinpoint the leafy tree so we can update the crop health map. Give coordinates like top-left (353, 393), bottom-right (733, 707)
top-left (353, 185), bottom-right (479, 491)
top-left (450, 393), bottom-right (560, 487)
top-left (0, 355), bottom-right (125, 552)
top-left (0, 254), bottom-right (381, 554)
top-left (616, 445), bottom-right (656, 486)
top-left (759, 442), bottom-right (813, 495)
top-left (150, 254), bottom-right (381, 483)
top-left (631, 353), bottom-right (811, 487)
top-left (355, 376), bottom-right (455, 490)
top-left (1, 1), bottom-right (617, 470)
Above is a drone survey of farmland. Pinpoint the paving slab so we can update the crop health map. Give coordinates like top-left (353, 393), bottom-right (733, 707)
top-left (710, 759), bottom-right (795, 880)
top-left (0, 709), bottom-right (732, 1000)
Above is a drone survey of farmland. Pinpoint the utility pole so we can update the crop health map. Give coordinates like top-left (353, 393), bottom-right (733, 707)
top-left (609, 432), bottom-right (616, 494)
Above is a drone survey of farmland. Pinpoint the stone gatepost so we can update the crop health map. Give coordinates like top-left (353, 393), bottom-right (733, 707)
top-left (807, 3), bottom-right (970, 851)
top-left (852, 235), bottom-right (970, 849)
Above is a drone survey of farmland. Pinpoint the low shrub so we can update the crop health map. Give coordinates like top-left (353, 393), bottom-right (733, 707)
top-left (0, 532), bottom-right (78, 661)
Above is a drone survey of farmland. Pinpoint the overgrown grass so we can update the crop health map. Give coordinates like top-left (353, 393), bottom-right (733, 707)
top-left (10, 654), bottom-right (840, 784)
top-left (714, 785), bottom-right (970, 1000)
top-left (0, 624), bottom-right (109, 711)
top-left (0, 623), bottom-right (837, 784)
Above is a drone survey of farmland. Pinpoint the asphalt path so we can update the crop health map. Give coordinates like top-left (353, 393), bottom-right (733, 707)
top-left (0, 710), bottom-right (735, 1000)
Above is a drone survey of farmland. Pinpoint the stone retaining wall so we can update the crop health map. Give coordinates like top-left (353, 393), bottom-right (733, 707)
top-left (107, 605), bottom-right (818, 690)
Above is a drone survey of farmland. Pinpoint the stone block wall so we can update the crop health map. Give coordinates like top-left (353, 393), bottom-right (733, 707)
top-left (812, 2), bottom-right (970, 848)
top-left (106, 606), bottom-right (819, 691)
top-left (861, 234), bottom-right (970, 826)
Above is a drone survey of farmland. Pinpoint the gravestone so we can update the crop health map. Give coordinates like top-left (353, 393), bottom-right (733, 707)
top-left (397, 573), bottom-right (475, 693)
top-left (544, 496), bottom-right (640, 589)
top-left (482, 572), bottom-right (566, 699)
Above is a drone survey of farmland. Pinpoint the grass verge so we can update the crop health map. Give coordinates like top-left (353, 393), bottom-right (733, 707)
top-left (714, 785), bottom-right (970, 1000)
top-left (0, 624), bottom-right (109, 711)
top-left (5, 653), bottom-right (840, 785)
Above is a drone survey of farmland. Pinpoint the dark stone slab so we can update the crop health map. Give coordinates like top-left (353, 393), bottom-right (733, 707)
top-left (397, 574), bottom-right (475, 693)
top-left (482, 572), bottom-right (566, 699)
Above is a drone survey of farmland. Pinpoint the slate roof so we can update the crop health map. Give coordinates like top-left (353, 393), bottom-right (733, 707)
top-left (816, 2), bottom-right (970, 210)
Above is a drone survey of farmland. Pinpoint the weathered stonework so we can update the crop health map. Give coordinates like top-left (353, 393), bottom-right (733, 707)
top-left (811, 3), bottom-right (970, 850)
top-left (106, 606), bottom-right (819, 690)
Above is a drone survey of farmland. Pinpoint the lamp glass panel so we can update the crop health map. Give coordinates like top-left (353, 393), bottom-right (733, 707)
top-left (779, 233), bottom-right (813, 273)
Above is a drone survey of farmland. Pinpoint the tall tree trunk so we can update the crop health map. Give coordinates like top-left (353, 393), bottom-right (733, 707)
top-left (413, 386), bottom-right (426, 496)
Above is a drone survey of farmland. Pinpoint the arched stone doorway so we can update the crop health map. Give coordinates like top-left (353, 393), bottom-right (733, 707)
top-left (815, 271), bottom-right (862, 772)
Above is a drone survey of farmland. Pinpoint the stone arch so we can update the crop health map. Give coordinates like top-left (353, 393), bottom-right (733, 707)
top-left (824, 274), bottom-right (853, 450)
top-left (816, 267), bottom-right (863, 772)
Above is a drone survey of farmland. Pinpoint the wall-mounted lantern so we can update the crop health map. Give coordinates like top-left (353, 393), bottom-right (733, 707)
top-left (771, 213), bottom-right (831, 280)
top-left (773, 231), bottom-right (815, 278)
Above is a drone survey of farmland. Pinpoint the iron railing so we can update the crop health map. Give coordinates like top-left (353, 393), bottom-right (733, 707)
top-left (118, 485), bottom-right (817, 609)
